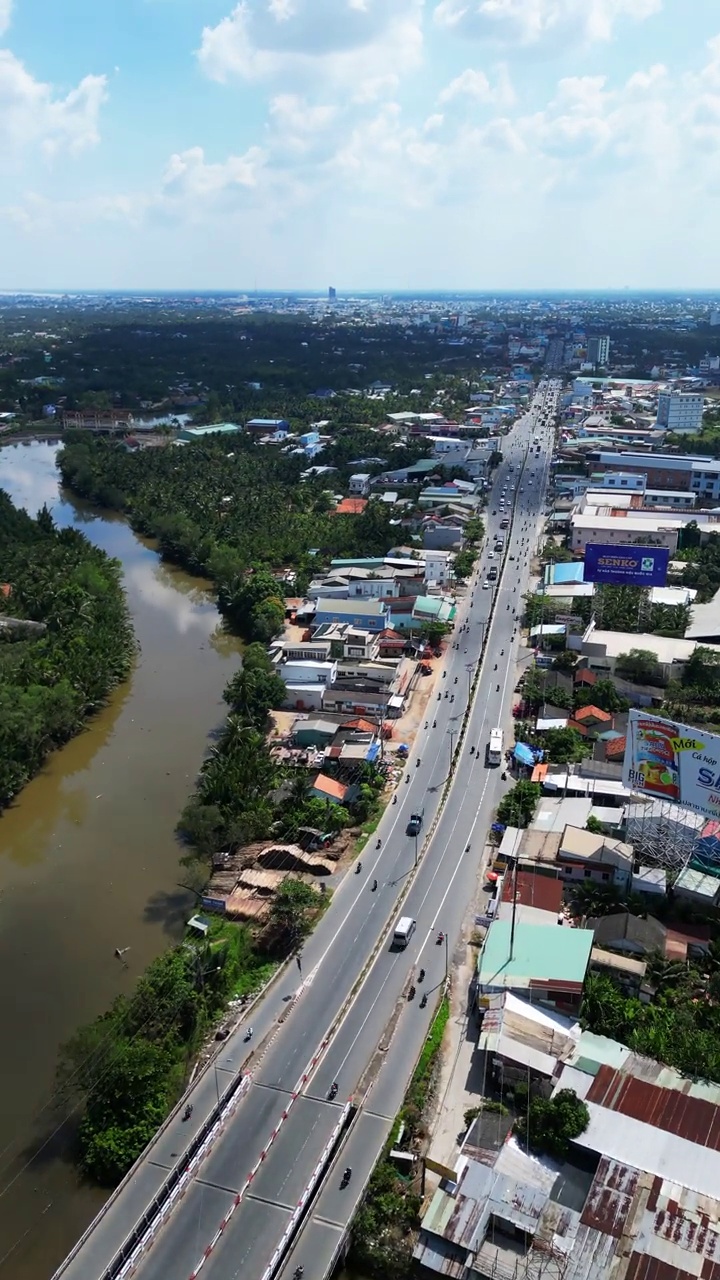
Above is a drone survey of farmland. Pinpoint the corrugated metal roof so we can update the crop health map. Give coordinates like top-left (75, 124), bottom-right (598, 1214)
top-left (587, 1066), bottom-right (720, 1150)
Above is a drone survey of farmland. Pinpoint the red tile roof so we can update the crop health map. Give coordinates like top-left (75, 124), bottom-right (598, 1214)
top-left (605, 735), bottom-right (627, 759)
top-left (574, 704), bottom-right (613, 723)
top-left (575, 668), bottom-right (596, 685)
top-left (334, 498), bottom-right (367, 515)
top-left (341, 718), bottom-right (376, 733)
top-left (311, 773), bottom-right (348, 802)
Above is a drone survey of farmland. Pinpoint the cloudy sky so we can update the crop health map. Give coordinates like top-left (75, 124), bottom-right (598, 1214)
top-left (2, 0), bottom-right (719, 291)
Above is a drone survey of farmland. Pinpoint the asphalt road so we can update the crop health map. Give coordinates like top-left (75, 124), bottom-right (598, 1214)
top-left (56, 381), bottom-right (559, 1280)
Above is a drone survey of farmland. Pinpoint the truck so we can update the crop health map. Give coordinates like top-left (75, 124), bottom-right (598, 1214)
top-left (392, 916), bottom-right (416, 949)
top-left (487, 727), bottom-right (504, 766)
top-left (500, 517), bottom-right (509, 529)
top-left (406, 811), bottom-right (424, 837)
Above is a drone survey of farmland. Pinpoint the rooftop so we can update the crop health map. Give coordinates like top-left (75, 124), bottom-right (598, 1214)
top-left (476, 921), bottom-right (593, 995)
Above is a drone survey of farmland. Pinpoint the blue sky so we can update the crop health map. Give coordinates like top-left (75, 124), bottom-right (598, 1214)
top-left (2, 0), bottom-right (720, 290)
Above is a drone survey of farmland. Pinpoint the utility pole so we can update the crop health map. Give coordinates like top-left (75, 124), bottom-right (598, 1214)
top-left (466, 660), bottom-right (475, 704)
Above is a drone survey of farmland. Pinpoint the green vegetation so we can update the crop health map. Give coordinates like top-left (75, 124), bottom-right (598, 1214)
top-left (678, 533), bottom-right (720, 602)
top-left (615, 647), bottom-right (666, 687)
top-left (514, 1088), bottom-right (589, 1160)
top-left (350, 997), bottom-right (450, 1280)
top-left (581, 965), bottom-right (720, 1082)
top-left (497, 781), bottom-right (541, 828)
top-left (57, 918), bottom-right (302, 1185)
top-left (0, 491), bottom-right (134, 807)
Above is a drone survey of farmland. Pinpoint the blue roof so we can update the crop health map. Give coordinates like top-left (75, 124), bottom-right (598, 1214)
top-left (545, 561), bottom-right (586, 586)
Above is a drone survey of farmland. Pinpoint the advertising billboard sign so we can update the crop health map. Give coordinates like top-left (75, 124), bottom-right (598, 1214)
top-left (623, 710), bottom-right (720, 819)
top-left (584, 544), bottom-right (669, 587)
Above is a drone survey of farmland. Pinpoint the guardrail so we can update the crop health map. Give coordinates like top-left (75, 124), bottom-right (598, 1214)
top-left (259, 1102), bottom-right (354, 1280)
top-left (52, 959), bottom-right (292, 1280)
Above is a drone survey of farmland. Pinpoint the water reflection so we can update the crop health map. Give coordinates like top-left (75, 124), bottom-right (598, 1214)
top-left (0, 440), bottom-right (242, 1280)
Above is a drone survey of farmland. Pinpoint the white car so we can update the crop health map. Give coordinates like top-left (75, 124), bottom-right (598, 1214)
top-left (487, 552), bottom-right (495, 559)
top-left (482, 581), bottom-right (490, 589)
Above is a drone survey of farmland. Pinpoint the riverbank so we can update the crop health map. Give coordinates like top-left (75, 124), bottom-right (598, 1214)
top-left (0, 443), bottom-right (243, 1280)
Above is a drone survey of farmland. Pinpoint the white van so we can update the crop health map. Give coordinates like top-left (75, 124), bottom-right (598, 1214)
top-left (393, 916), bottom-right (416, 949)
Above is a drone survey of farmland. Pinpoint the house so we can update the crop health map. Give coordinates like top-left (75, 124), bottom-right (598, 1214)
top-left (309, 773), bottom-right (351, 805)
top-left (557, 824), bottom-right (633, 889)
top-left (291, 717), bottom-right (339, 749)
top-left (568, 704), bottom-right (613, 737)
top-left (334, 498), bottom-right (367, 515)
top-left (476, 920), bottom-right (593, 1014)
top-left (310, 597), bottom-right (392, 633)
top-left (586, 911), bottom-right (666, 957)
top-left (348, 473), bottom-right (371, 496)
top-left (246, 417), bottom-right (290, 432)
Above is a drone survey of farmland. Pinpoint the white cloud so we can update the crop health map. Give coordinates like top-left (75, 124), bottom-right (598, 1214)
top-left (0, 0), bottom-right (12, 37)
top-left (433, 0), bottom-right (662, 49)
top-left (0, 50), bottom-right (107, 161)
top-left (160, 145), bottom-right (266, 204)
top-left (198, 0), bottom-right (422, 99)
top-left (269, 93), bottom-right (336, 134)
top-left (438, 64), bottom-right (515, 106)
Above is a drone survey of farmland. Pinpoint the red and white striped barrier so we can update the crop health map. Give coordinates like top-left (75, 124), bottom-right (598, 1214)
top-left (115, 1073), bottom-right (253, 1280)
top-left (184, 1038), bottom-right (332, 1280)
top-left (259, 1101), bottom-right (352, 1280)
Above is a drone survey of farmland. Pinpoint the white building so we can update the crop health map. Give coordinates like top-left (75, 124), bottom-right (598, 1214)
top-left (348, 473), bottom-right (371, 496)
top-left (656, 390), bottom-right (704, 433)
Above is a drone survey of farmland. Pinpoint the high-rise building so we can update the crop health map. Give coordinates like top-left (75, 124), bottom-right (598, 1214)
top-left (656, 391), bottom-right (704, 434)
top-left (586, 335), bottom-right (610, 366)
top-left (328, 286), bottom-right (336, 301)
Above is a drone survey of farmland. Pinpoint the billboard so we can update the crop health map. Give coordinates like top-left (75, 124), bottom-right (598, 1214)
top-left (623, 710), bottom-right (720, 819)
top-left (584, 544), bottom-right (669, 587)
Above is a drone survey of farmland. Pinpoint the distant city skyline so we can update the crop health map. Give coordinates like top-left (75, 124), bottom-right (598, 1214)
top-left (1, 0), bottom-right (719, 291)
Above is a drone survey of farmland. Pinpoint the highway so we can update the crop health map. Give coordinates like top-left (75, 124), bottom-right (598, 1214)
top-left (55, 381), bottom-right (560, 1280)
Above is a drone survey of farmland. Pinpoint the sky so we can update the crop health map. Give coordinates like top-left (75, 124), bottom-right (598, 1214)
top-left (1, 0), bottom-right (720, 291)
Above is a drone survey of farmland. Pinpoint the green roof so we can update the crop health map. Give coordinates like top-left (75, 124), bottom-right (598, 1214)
top-left (476, 922), bottom-right (592, 993)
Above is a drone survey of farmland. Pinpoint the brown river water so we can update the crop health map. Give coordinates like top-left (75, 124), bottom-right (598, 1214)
top-left (0, 442), bottom-right (242, 1279)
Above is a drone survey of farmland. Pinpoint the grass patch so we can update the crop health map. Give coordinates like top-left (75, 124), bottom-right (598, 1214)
top-left (349, 996), bottom-right (449, 1280)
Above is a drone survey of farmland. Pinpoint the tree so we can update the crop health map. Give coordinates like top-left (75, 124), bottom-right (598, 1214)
top-left (585, 814), bottom-right (604, 834)
top-left (615, 647), bottom-right (665, 687)
top-left (496, 781), bottom-right (541, 828)
top-left (514, 1089), bottom-right (589, 1160)
top-left (574, 678), bottom-right (628, 714)
top-left (269, 879), bottom-right (319, 948)
top-left (223, 666), bottom-right (287, 728)
top-left (539, 726), bottom-right (585, 764)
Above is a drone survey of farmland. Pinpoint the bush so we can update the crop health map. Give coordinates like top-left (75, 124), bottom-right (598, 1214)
top-left (514, 1088), bottom-right (589, 1160)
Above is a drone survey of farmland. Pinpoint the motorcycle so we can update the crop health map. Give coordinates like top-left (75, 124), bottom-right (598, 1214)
top-left (450, 695), bottom-right (454, 702)
top-left (376, 837), bottom-right (381, 849)
top-left (372, 879), bottom-right (378, 891)
top-left (356, 861), bottom-right (362, 873)
top-left (420, 992), bottom-right (428, 1009)
top-left (432, 720), bottom-right (437, 728)
top-left (294, 1268), bottom-right (304, 1280)
top-left (454, 676), bottom-right (458, 684)
top-left (470, 745), bottom-right (475, 754)
top-left (328, 1082), bottom-right (338, 1100)
top-left (392, 795), bottom-right (397, 805)
top-left (341, 1167), bottom-right (352, 1188)
top-left (501, 771), bottom-right (507, 780)
top-left (496, 685), bottom-right (500, 692)
top-left (436, 931), bottom-right (444, 944)
top-left (416, 758), bottom-right (421, 767)
top-left (245, 1027), bottom-right (253, 1042)
top-left (183, 1104), bottom-right (193, 1121)
top-left (493, 663), bottom-right (497, 671)
top-left (408, 984), bottom-right (416, 1001)
top-left (418, 968), bottom-right (425, 982)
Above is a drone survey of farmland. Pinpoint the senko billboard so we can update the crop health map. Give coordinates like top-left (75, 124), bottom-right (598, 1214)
top-left (622, 710), bottom-right (720, 819)
top-left (583, 544), bottom-right (669, 587)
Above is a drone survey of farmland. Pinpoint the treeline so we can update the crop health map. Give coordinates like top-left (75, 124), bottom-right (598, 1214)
top-left (0, 491), bottom-right (134, 807)
top-left (58, 431), bottom-right (425, 640)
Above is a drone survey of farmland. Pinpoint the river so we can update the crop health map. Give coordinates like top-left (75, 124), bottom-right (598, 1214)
top-left (0, 442), bottom-right (242, 1280)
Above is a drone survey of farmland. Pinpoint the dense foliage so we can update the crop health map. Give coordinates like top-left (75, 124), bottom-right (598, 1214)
top-left (0, 491), bottom-right (134, 807)
top-left (514, 1088), bottom-right (589, 1160)
top-left (58, 432), bottom-right (427, 639)
top-left (581, 967), bottom-right (720, 1083)
top-left (56, 920), bottom-right (306, 1184)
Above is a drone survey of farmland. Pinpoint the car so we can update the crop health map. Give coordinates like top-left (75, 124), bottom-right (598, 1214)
top-left (482, 581), bottom-right (489, 589)
top-left (487, 552), bottom-right (495, 559)
top-left (509, 553), bottom-right (515, 560)
top-left (492, 509), bottom-right (497, 515)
